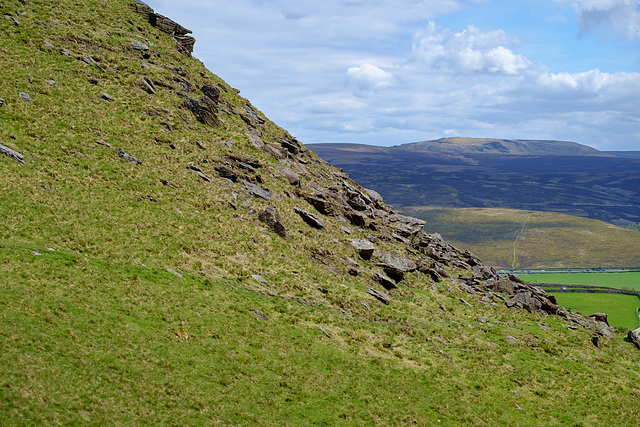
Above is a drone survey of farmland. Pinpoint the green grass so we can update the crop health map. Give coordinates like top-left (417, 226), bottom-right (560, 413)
top-left (522, 272), bottom-right (640, 291)
top-left (549, 293), bottom-right (639, 330)
top-left (2, 1), bottom-right (640, 425)
top-left (403, 207), bottom-right (640, 269)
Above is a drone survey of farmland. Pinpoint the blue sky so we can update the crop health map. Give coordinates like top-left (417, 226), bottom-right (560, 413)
top-left (148, 0), bottom-right (640, 150)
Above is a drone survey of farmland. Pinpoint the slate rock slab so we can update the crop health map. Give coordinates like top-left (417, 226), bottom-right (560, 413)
top-left (118, 148), bottom-right (142, 164)
top-left (259, 206), bottom-right (287, 238)
top-left (19, 92), bottom-right (31, 104)
top-left (348, 239), bottom-right (375, 260)
top-left (366, 287), bottom-right (390, 305)
top-left (294, 208), bottom-right (325, 229)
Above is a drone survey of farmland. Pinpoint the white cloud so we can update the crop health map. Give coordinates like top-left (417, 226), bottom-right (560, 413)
top-left (345, 64), bottom-right (396, 94)
top-left (412, 22), bottom-right (532, 75)
top-left (554, 0), bottom-right (640, 38)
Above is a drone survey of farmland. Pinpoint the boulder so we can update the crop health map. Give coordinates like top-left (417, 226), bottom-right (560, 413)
top-left (303, 194), bottom-right (334, 215)
top-left (348, 239), bottom-right (375, 260)
top-left (294, 208), bottom-right (325, 229)
top-left (278, 167), bottom-right (300, 186)
top-left (378, 253), bottom-right (417, 280)
top-left (186, 96), bottom-right (219, 127)
top-left (487, 277), bottom-right (515, 296)
top-left (588, 313), bottom-right (609, 326)
top-left (258, 206), bottom-right (287, 238)
top-left (374, 270), bottom-right (397, 290)
top-left (214, 165), bottom-right (238, 182)
top-left (19, 92), bottom-right (31, 104)
top-left (506, 291), bottom-right (542, 312)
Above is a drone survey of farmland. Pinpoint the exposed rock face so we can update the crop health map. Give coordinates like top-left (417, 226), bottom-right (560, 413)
top-left (130, 0), bottom-right (196, 56)
top-left (628, 328), bottom-right (640, 350)
top-left (259, 206), bottom-right (287, 238)
top-left (377, 253), bottom-right (417, 281)
top-left (294, 208), bottom-right (325, 229)
top-left (348, 239), bottom-right (375, 260)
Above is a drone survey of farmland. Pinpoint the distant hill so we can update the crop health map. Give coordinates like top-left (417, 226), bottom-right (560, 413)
top-left (606, 151), bottom-right (640, 159)
top-left (307, 140), bottom-right (640, 226)
top-left (402, 207), bottom-right (640, 269)
top-left (398, 137), bottom-right (607, 156)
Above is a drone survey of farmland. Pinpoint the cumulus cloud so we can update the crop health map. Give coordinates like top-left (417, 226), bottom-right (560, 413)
top-left (345, 64), bottom-right (396, 94)
top-left (412, 22), bottom-right (532, 75)
top-left (555, 0), bottom-right (640, 38)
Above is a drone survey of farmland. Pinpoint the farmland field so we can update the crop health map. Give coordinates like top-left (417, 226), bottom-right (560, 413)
top-left (520, 272), bottom-right (640, 329)
top-left (521, 272), bottom-right (640, 291)
top-left (549, 293), bottom-right (639, 330)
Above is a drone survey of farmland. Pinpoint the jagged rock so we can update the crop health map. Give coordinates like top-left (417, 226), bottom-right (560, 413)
top-left (417, 263), bottom-right (450, 282)
top-left (374, 270), bottom-right (397, 290)
top-left (303, 194), bottom-right (334, 215)
top-left (278, 167), bottom-right (300, 186)
top-left (346, 210), bottom-right (367, 227)
top-left (348, 239), bottom-right (375, 260)
top-left (628, 327), bottom-right (640, 350)
top-left (487, 277), bottom-right (515, 296)
top-left (201, 84), bottom-right (220, 104)
top-left (242, 181), bottom-right (272, 200)
top-left (279, 137), bottom-right (301, 155)
top-left (366, 287), bottom-right (390, 305)
top-left (186, 96), bottom-right (219, 127)
top-left (187, 165), bottom-right (212, 182)
top-left (347, 193), bottom-right (368, 211)
top-left (378, 253), bottom-right (417, 280)
top-left (473, 265), bottom-right (498, 281)
top-left (130, 0), bottom-right (195, 56)
top-left (591, 334), bottom-right (601, 348)
top-left (0, 98), bottom-right (4, 107)
top-left (258, 206), bottom-right (287, 238)
top-left (389, 214), bottom-right (425, 244)
top-left (506, 291), bottom-right (542, 312)
top-left (0, 143), bottom-right (25, 164)
top-left (364, 188), bottom-right (383, 204)
top-left (118, 148), bottom-right (142, 164)
top-left (19, 92), bottom-right (30, 104)
top-left (294, 208), bottom-right (324, 229)
top-left (214, 165), bottom-right (238, 182)
top-left (588, 313), bottom-right (609, 326)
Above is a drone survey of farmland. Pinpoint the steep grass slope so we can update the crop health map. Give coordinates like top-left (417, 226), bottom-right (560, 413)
top-left (1, 1), bottom-right (639, 424)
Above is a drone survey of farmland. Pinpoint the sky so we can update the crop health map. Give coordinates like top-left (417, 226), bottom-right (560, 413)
top-left (147, 0), bottom-right (640, 151)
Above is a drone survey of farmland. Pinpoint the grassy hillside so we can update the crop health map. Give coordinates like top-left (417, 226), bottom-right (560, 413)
top-left (403, 207), bottom-right (640, 269)
top-left (1, 1), bottom-right (640, 424)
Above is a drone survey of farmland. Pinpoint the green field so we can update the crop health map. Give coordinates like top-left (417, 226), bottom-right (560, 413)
top-left (520, 272), bottom-right (640, 329)
top-left (549, 293), bottom-right (639, 330)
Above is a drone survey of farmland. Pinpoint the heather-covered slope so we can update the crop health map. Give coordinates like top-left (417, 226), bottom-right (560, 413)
top-left (1, 1), bottom-right (639, 425)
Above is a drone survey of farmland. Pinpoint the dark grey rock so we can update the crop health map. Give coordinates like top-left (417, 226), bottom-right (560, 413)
top-left (348, 239), bottom-right (375, 260)
top-left (258, 206), bottom-right (287, 238)
top-left (317, 327), bottom-right (331, 338)
top-left (118, 148), bottom-right (142, 164)
top-left (215, 165), bottom-right (238, 182)
top-left (140, 77), bottom-right (156, 94)
top-left (186, 96), bottom-right (219, 127)
top-left (279, 167), bottom-right (300, 186)
top-left (588, 313), bottom-right (609, 326)
top-left (378, 253), bottom-right (417, 280)
top-left (303, 194), bottom-right (334, 215)
top-left (366, 286), bottom-right (390, 305)
top-left (100, 92), bottom-right (113, 102)
top-left (242, 181), bottom-right (272, 200)
top-left (374, 270), bottom-right (397, 290)
top-left (294, 207), bottom-right (325, 229)
top-left (19, 92), bottom-right (30, 104)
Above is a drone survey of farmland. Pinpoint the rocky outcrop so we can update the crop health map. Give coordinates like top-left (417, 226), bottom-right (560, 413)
top-left (130, 0), bottom-right (196, 56)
